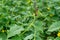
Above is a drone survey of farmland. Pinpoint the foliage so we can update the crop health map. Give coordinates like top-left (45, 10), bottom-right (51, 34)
top-left (0, 0), bottom-right (60, 40)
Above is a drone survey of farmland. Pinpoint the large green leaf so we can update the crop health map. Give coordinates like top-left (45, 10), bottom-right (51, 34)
top-left (0, 33), bottom-right (7, 40)
top-left (34, 21), bottom-right (44, 33)
top-left (7, 24), bottom-right (24, 38)
top-left (24, 34), bottom-right (33, 40)
top-left (34, 21), bottom-right (44, 40)
top-left (54, 37), bottom-right (60, 40)
top-left (47, 36), bottom-right (54, 40)
top-left (48, 21), bottom-right (60, 32)
top-left (8, 35), bottom-right (22, 40)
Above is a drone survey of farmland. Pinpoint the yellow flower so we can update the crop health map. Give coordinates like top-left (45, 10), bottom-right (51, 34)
top-left (1, 30), bottom-right (5, 33)
top-left (47, 7), bottom-right (50, 11)
top-left (27, 0), bottom-right (31, 3)
top-left (49, 14), bottom-right (54, 17)
top-left (57, 32), bottom-right (60, 37)
top-left (33, 13), bottom-right (35, 16)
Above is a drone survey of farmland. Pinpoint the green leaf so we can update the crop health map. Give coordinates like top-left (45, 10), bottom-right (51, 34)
top-left (0, 33), bottom-right (7, 40)
top-left (48, 21), bottom-right (60, 32)
top-left (54, 37), bottom-right (60, 40)
top-left (47, 36), bottom-right (54, 40)
top-left (7, 24), bottom-right (24, 38)
top-left (9, 35), bottom-right (22, 40)
top-left (34, 21), bottom-right (44, 33)
top-left (24, 34), bottom-right (33, 40)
